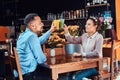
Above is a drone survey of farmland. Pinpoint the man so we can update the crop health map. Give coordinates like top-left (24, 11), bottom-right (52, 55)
top-left (16, 13), bottom-right (56, 80)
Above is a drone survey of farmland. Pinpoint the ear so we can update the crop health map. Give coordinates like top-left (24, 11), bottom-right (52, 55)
top-left (95, 25), bottom-right (97, 28)
top-left (30, 23), bottom-right (35, 29)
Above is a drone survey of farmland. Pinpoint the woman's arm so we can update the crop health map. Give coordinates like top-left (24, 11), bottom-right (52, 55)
top-left (64, 24), bottom-right (82, 43)
top-left (65, 32), bottom-right (82, 43)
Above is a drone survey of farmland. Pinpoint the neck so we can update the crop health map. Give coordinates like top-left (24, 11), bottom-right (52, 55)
top-left (28, 27), bottom-right (38, 35)
top-left (88, 31), bottom-right (96, 37)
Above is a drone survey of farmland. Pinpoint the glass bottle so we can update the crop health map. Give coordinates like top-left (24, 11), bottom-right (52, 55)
top-left (87, 0), bottom-right (90, 6)
top-left (85, 9), bottom-right (88, 18)
top-left (104, 0), bottom-right (107, 4)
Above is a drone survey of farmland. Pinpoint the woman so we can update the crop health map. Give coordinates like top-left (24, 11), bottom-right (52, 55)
top-left (64, 17), bottom-right (103, 80)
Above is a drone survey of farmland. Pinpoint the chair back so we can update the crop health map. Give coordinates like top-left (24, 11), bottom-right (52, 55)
top-left (105, 28), bottom-right (117, 40)
top-left (111, 28), bottom-right (117, 40)
top-left (102, 39), bottom-right (120, 79)
top-left (13, 47), bottom-right (23, 80)
top-left (0, 26), bottom-right (9, 41)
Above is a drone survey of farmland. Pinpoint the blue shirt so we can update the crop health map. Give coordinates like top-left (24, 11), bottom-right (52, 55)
top-left (16, 28), bottom-right (51, 75)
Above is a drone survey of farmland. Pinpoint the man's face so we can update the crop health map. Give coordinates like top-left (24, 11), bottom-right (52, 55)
top-left (30, 16), bottom-right (44, 34)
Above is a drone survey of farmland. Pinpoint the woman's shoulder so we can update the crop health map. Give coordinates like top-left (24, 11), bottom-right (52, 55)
top-left (96, 32), bottom-right (103, 39)
top-left (97, 32), bottom-right (103, 37)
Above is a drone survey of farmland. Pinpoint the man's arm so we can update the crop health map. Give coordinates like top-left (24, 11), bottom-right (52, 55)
top-left (39, 24), bottom-right (56, 44)
top-left (29, 35), bottom-right (47, 64)
top-left (39, 30), bottom-right (51, 44)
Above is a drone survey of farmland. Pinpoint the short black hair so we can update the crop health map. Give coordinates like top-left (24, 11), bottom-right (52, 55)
top-left (24, 13), bottom-right (38, 26)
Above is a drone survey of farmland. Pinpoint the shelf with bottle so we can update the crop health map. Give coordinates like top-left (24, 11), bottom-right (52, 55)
top-left (46, 8), bottom-right (87, 21)
top-left (65, 18), bottom-right (86, 21)
top-left (86, 0), bottom-right (109, 6)
top-left (85, 0), bottom-right (111, 19)
top-left (42, 18), bottom-right (86, 29)
top-left (85, 3), bottom-right (110, 8)
top-left (42, 18), bottom-right (86, 22)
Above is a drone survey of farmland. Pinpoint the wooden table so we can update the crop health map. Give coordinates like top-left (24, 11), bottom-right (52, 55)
top-left (46, 55), bottom-right (103, 80)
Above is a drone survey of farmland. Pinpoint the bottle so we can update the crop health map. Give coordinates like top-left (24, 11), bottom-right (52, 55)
top-left (93, 0), bottom-right (95, 5)
top-left (81, 9), bottom-right (85, 18)
top-left (85, 9), bottom-right (88, 18)
top-left (87, 0), bottom-right (90, 6)
top-left (79, 10), bottom-right (82, 18)
top-left (104, 0), bottom-right (107, 4)
top-left (101, 0), bottom-right (104, 4)
top-left (76, 10), bottom-right (80, 18)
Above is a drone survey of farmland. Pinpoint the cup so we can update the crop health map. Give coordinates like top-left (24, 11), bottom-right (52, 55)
top-left (51, 57), bottom-right (56, 64)
top-left (59, 19), bottom-right (65, 30)
top-left (53, 20), bottom-right (60, 30)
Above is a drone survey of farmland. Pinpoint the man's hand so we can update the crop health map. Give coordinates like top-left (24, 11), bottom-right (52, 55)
top-left (49, 22), bottom-right (58, 33)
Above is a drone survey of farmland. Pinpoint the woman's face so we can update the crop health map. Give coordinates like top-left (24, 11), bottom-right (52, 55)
top-left (85, 19), bottom-right (97, 33)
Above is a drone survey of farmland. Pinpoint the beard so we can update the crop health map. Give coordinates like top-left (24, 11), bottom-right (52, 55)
top-left (37, 31), bottom-right (42, 37)
top-left (37, 28), bottom-right (44, 37)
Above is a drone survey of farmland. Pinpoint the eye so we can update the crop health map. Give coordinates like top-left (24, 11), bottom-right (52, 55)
top-left (39, 22), bottom-right (43, 25)
top-left (86, 23), bottom-right (90, 26)
top-left (88, 23), bottom-right (91, 25)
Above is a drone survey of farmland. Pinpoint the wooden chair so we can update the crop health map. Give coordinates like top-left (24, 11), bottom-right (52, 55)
top-left (92, 28), bottom-right (119, 80)
top-left (9, 47), bottom-right (23, 80)
top-left (93, 28), bottom-right (119, 80)
top-left (105, 28), bottom-right (117, 40)
top-left (91, 41), bottom-right (114, 80)
top-left (102, 40), bottom-right (120, 80)
top-left (0, 26), bottom-right (9, 41)
top-left (13, 47), bottom-right (23, 80)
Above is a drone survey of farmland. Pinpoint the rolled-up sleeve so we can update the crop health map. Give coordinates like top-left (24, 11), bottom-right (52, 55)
top-left (39, 30), bottom-right (51, 44)
top-left (65, 32), bottom-right (81, 43)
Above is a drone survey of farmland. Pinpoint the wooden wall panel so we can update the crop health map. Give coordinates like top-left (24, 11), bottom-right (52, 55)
top-left (115, 0), bottom-right (120, 61)
top-left (115, 0), bottom-right (120, 40)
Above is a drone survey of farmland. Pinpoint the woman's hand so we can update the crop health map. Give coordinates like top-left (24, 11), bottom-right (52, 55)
top-left (73, 52), bottom-right (82, 57)
top-left (63, 24), bottom-right (69, 34)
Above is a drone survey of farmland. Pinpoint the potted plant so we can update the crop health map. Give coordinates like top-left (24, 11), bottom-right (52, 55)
top-left (47, 33), bottom-right (66, 56)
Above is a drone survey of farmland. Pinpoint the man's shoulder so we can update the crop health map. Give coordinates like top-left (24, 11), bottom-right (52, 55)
top-left (24, 30), bottom-right (36, 36)
top-left (18, 31), bottom-right (36, 41)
